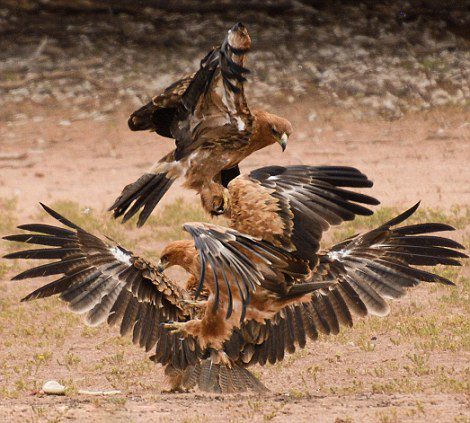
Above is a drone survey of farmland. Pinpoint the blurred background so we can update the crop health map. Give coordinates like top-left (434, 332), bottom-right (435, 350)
top-left (1, 0), bottom-right (469, 119)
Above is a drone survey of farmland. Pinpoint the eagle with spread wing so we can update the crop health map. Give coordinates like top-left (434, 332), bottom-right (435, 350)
top-left (110, 23), bottom-right (293, 227)
top-left (4, 170), bottom-right (466, 391)
top-left (128, 22), bottom-right (250, 138)
top-left (155, 165), bottom-right (381, 347)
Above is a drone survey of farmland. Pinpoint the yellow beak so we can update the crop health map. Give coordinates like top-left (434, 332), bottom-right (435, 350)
top-left (278, 132), bottom-right (288, 152)
top-left (156, 260), bottom-right (168, 273)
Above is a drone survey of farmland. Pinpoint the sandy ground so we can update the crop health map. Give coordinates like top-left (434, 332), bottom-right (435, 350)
top-left (1, 101), bottom-right (469, 218)
top-left (0, 99), bottom-right (469, 422)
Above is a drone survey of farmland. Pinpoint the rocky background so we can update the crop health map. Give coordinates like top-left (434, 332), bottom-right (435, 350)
top-left (1, 0), bottom-right (469, 120)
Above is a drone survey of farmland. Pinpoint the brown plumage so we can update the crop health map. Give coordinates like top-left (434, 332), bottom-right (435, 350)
top-left (202, 165), bottom-right (381, 259)
top-left (4, 202), bottom-right (466, 393)
top-left (128, 22), bottom-right (251, 137)
top-left (156, 165), bottom-right (382, 349)
top-left (110, 24), bottom-right (292, 227)
top-left (112, 111), bottom-right (291, 227)
top-left (128, 73), bottom-right (194, 136)
top-left (157, 227), bottom-right (318, 350)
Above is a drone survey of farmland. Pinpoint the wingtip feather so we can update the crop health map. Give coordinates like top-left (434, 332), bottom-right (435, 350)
top-left (38, 203), bottom-right (82, 230)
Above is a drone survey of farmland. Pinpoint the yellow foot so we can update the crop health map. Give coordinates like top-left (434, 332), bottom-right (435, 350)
top-left (210, 350), bottom-right (233, 368)
top-left (181, 299), bottom-right (207, 308)
top-left (161, 321), bottom-right (189, 335)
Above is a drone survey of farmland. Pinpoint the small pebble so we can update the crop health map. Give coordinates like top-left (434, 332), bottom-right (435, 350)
top-left (42, 380), bottom-right (65, 395)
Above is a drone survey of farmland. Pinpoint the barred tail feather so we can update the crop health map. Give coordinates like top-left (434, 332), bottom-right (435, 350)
top-left (179, 360), bottom-right (268, 393)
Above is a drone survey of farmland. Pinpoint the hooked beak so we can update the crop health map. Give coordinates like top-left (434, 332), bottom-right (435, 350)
top-left (277, 132), bottom-right (288, 152)
top-left (210, 191), bottom-right (231, 217)
top-left (210, 206), bottom-right (225, 217)
top-left (156, 260), bottom-right (168, 273)
top-left (231, 22), bottom-right (245, 32)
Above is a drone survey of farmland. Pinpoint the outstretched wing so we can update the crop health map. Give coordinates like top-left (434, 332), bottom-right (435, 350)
top-left (313, 202), bottom-right (467, 316)
top-left (183, 222), bottom-right (310, 320)
top-left (228, 165), bottom-right (380, 265)
top-left (222, 203), bottom-right (466, 366)
top-left (170, 24), bottom-right (251, 161)
top-left (128, 23), bottom-right (251, 141)
top-left (3, 204), bottom-right (203, 370)
top-left (128, 73), bottom-right (195, 136)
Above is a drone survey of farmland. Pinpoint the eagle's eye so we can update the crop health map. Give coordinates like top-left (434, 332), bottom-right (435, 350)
top-left (271, 127), bottom-right (280, 137)
top-left (157, 254), bottom-right (169, 272)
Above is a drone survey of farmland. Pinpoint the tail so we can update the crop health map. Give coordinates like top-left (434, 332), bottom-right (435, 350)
top-left (313, 202), bottom-right (467, 318)
top-left (109, 156), bottom-right (179, 227)
top-left (166, 359), bottom-right (268, 393)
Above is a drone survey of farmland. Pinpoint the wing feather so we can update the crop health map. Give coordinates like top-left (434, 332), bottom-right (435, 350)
top-left (220, 203), bottom-right (465, 368)
top-left (312, 203), bottom-right (466, 319)
top-left (183, 222), bottom-right (310, 318)
top-left (229, 165), bottom-right (380, 265)
top-left (170, 29), bottom-right (251, 161)
top-left (3, 204), bottom-right (202, 370)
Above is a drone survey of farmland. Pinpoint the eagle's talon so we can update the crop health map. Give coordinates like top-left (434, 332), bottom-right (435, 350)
top-left (162, 321), bottom-right (188, 335)
top-left (181, 299), bottom-right (207, 308)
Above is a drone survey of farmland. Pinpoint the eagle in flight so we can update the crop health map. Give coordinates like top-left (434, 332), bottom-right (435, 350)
top-left (4, 167), bottom-right (466, 392)
top-left (127, 21), bottom-right (250, 138)
top-left (110, 23), bottom-right (293, 227)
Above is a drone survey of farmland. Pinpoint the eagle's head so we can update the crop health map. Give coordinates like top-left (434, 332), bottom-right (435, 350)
top-left (200, 182), bottom-right (230, 217)
top-left (157, 240), bottom-right (196, 273)
top-left (252, 110), bottom-right (293, 152)
top-left (227, 22), bottom-right (251, 53)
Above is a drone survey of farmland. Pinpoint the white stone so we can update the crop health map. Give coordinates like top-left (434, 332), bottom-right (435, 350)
top-left (42, 380), bottom-right (65, 395)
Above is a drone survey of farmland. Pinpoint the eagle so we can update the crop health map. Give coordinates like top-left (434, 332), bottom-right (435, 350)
top-left (155, 165), bottom-right (382, 348)
top-left (4, 190), bottom-right (466, 392)
top-left (110, 23), bottom-right (293, 227)
top-left (128, 22), bottom-right (250, 138)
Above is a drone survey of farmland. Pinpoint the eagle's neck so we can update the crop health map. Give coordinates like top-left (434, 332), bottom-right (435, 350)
top-left (248, 112), bottom-right (274, 153)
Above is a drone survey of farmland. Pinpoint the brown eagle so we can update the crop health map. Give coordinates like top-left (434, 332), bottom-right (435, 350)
top-left (155, 165), bottom-right (381, 347)
top-left (4, 175), bottom-right (466, 391)
top-left (110, 23), bottom-right (292, 227)
top-left (3, 202), bottom-right (466, 393)
top-left (128, 22), bottom-right (250, 138)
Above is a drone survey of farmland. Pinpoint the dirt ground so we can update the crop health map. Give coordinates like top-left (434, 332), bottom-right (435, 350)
top-left (1, 100), bottom-right (469, 218)
top-left (0, 98), bottom-right (469, 422)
